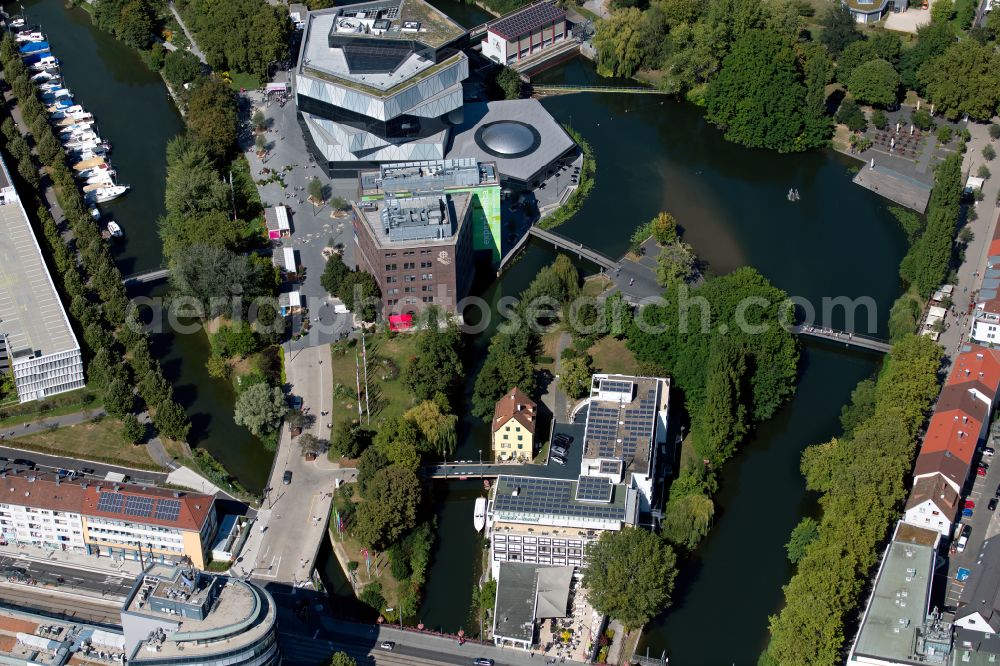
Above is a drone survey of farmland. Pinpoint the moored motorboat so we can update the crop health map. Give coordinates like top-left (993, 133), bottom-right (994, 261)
top-left (473, 497), bottom-right (486, 532)
top-left (106, 221), bottom-right (123, 238)
top-left (15, 31), bottom-right (44, 43)
top-left (85, 184), bottom-right (129, 204)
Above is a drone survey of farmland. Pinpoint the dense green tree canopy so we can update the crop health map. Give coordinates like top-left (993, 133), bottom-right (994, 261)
top-left (705, 30), bottom-right (809, 153)
top-left (818, 4), bottom-right (861, 55)
top-left (899, 20), bottom-right (955, 92)
top-left (583, 529), bottom-right (678, 630)
top-left (919, 41), bottom-right (1000, 120)
top-left (233, 383), bottom-right (287, 437)
top-left (185, 0), bottom-right (289, 76)
top-left (354, 464), bottom-right (421, 549)
top-left (185, 76), bottom-right (238, 163)
top-left (95, 0), bottom-right (156, 50)
top-left (169, 246), bottom-right (274, 320)
top-left (847, 58), bottom-right (900, 107)
top-left (593, 8), bottom-right (647, 78)
top-left (401, 315), bottom-right (464, 401)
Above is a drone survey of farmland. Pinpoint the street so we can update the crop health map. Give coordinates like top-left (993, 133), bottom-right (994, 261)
top-left (0, 444), bottom-right (167, 484)
top-left (0, 552), bottom-right (134, 599)
top-left (236, 344), bottom-right (354, 584)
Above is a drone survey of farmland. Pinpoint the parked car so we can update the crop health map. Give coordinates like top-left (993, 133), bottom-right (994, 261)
top-left (986, 447), bottom-right (997, 456)
top-left (551, 455), bottom-right (566, 465)
top-left (981, 462), bottom-right (991, 471)
top-left (12, 459), bottom-right (34, 469)
top-left (963, 524), bottom-right (973, 538)
top-left (964, 507), bottom-right (975, 517)
top-left (966, 500), bottom-right (977, 509)
top-left (979, 467), bottom-right (988, 477)
top-left (958, 534), bottom-right (970, 552)
top-left (554, 433), bottom-right (572, 444)
top-left (551, 445), bottom-right (568, 457)
top-left (282, 470), bottom-right (293, 485)
top-left (990, 498), bottom-right (998, 511)
top-left (80, 467), bottom-right (95, 475)
top-left (473, 659), bottom-right (495, 666)
top-left (379, 642), bottom-right (395, 651)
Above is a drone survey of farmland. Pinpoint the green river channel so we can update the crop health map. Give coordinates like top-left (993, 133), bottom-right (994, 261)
top-left (26, 0), bottom-right (908, 662)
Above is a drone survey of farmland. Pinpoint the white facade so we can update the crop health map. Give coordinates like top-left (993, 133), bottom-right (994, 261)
top-left (0, 503), bottom-right (86, 551)
top-left (903, 498), bottom-right (954, 538)
top-left (490, 530), bottom-right (587, 580)
top-left (84, 516), bottom-right (187, 556)
top-left (12, 348), bottom-right (85, 403)
top-left (972, 309), bottom-right (1000, 344)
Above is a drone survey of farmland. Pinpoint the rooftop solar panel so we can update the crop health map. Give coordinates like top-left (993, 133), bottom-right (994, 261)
top-left (494, 476), bottom-right (625, 521)
top-left (96, 492), bottom-right (124, 513)
top-left (154, 498), bottom-right (182, 522)
top-left (576, 476), bottom-right (613, 503)
top-left (124, 495), bottom-right (154, 518)
top-left (487, 2), bottom-right (566, 41)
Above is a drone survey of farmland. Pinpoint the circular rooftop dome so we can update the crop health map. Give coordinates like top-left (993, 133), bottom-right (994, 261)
top-left (475, 121), bottom-right (541, 159)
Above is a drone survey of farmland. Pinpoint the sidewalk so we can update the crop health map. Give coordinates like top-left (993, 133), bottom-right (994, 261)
top-left (936, 120), bottom-right (1000, 356)
top-left (0, 543), bottom-right (140, 579)
top-left (0, 408), bottom-right (106, 441)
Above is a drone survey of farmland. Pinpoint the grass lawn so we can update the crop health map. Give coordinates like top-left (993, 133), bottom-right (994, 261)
top-left (228, 72), bottom-right (262, 91)
top-left (329, 334), bottom-right (421, 436)
top-left (538, 328), bottom-right (564, 373)
top-left (9, 417), bottom-right (160, 470)
top-left (588, 336), bottom-right (638, 375)
top-left (0, 389), bottom-right (103, 428)
top-left (582, 275), bottom-right (611, 298)
top-left (330, 488), bottom-right (404, 608)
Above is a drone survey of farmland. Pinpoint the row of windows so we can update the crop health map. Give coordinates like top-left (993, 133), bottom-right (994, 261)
top-left (385, 274), bottom-right (435, 283)
top-left (385, 249), bottom-right (432, 258)
top-left (386, 297), bottom-right (434, 306)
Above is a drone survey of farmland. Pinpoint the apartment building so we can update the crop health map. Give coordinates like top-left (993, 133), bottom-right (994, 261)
top-left (972, 213), bottom-right (1000, 345)
top-left (486, 474), bottom-right (638, 579)
top-left (0, 471), bottom-right (217, 569)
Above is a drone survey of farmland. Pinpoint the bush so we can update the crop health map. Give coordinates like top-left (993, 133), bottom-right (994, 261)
top-left (984, 144), bottom-right (996, 161)
top-left (990, 123), bottom-right (1000, 140)
top-left (936, 125), bottom-right (952, 144)
top-left (979, 165), bottom-right (992, 180)
top-left (360, 582), bottom-right (385, 611)
top-left (836, 99), bottom-right (867, 132)
top-left (871, 109), bottom-right (888, 130)
top-left (911, 109), bottom-right (933, 131)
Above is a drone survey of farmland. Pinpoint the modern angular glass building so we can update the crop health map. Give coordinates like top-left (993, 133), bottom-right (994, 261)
top-left (295, 0), bottom-right (470, 177)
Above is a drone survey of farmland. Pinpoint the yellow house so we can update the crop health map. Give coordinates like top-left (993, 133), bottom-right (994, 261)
top-left (492, 387), bottom-right (537, 461)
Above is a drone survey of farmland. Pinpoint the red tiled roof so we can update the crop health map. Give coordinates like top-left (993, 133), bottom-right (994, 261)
top-left (493, 386), bottom-right (537, 435)
top-left (0, 471), bottom-right (214, 532)
top-left (905, 474), bottom-right (960, 515)
top-left (920, 409), bottom-right (983, 463)
top-left (948, 346), bottom-right (1000, 394)
top-left (913, 450), bottom-right (973, 492)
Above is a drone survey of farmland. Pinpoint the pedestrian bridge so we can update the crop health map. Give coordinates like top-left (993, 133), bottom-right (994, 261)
top-left (122, 268), bottom-right (169, 287)
top-left (791, 325), bottom-right (892, 353)
top-left (502, 225), bottom-right (618, 272)
top-left (532, 84), bottom-right (669, 96)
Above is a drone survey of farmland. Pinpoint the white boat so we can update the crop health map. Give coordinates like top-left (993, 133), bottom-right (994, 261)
top-left (35, 78), bottom-right (62, 89)
top-left (29, 56), bottom-right (58, 72)
top-left (11, 18), bottom-right (27, 28)
top-left (85, 184), bottom-right (128, 204)
top-left (62, 133), bottom-right (99, 148)
top-left (16, 31), bottom-right (44, 43)
top-left (473, 497), bottom-right (486, 532)
top-left (76, 164), bottom-right (113, 180)
top-left (41, 89), bottom-right (72, 102)
top-left (89, 207), bottom-right (101, 219)
top-left (83, 172), bottom-right (115, 186)
top-left (106, 221), bottom-right (123, 238)
top-left (60, 123), bottom-right (94, 136)
top-left (30, 70), bottom-right (56, 82)
top-left (71, 147), bottom-right (108, 162)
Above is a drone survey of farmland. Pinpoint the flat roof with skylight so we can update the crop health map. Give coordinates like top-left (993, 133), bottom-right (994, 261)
top-left (490, 475), bottom-right (637, 530)
top-left (359, 157), bottom-right (498, 197)
top-left (355, 191), bottom-right (471, 247)
top-left (582, 375), bottom-right (668, 478)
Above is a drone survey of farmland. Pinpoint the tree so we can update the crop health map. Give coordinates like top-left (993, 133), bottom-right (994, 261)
top-left (233, 383), bottom-right (287, 437)
top-left (95, 0), bottom-right (155, 50)
top-left (650, 211), bottom-right (678, 244)
top-left (472, 328), bottom-right (537, 420)
top-left (298, 433), bottom-right (328, 457)
top-left (169, 246), bottom-right (273, 320)
top-left (655, 241), bottom-right (697, 287)
top-left (321, 253), bottom-right (351, 296)
top-left (154, 399), bottom-right (191, 441)
top-left (121, 413), bottom-right (145, 444)
top-left (496, 66), bottom-right (522, 99)
top-left (847, 58), bottom-right (899, 107)
top-left (690, 342), bottom-right (748, 464)
top-left (330, 652), bottom-right (356, 666)
top-left (330, 422), bottom-right (373, 458)
top-left (353, 464), bottom-right (421, 548)
top-left (660, 490), bottom-right (715, 549)
top-left (919, 41), bottom-right (1000, 120)
top-left (104, 378), bottom-right (135, 418)
top-left (583, 529), bottom-right (678, 630)
top-left (705, 30), bottom-right (808, 153)
top-left (252, 109), bottom-right (267, 132)
top-left (593, 8), bottom-right (647, 78)
top-left (184, 0), bottom-right (289, 76)
top-left (163, 49), bottom-right (203, 86)
top-left (162, 136), bottom-right (229, 222)
top-left (836, 99), bottom-right (867, 132)
top-left (404, 401), bottom-right (458, 455)
top-left (401, 316), bottom-right (464, 401)
top-left (818, 4), bottom-right (861, 56)
top-left (899, 21), bottom-right (953, 92)
top-left (309, 177), bottom-right (324, 203)
top-left (785, 517), bottom-right (819, 563)
top-left (984, 145), bottom-right (997, 161)
top-left (560, 353), bottom-right (594, 400)
top-left (186, 76), bottom-right (238, 162)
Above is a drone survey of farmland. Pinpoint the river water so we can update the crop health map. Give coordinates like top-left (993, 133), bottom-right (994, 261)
top-left (22, 0), bottom-right (273, 493)
top-left (29, 0), bottom-right (910, 660)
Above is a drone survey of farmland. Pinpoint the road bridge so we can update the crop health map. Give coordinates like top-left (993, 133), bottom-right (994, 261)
top-left (791, 325), bottom-right (892, 353)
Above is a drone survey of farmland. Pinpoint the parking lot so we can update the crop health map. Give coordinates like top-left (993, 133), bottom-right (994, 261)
top-left (944, 434), bottom-right (1000, 609)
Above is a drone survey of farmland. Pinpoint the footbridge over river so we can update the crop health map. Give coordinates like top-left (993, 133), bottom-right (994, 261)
top-left (499, 225), bottom-right (619, 274)
top-left (122, 268), bottom-right (169, 287)
top-left (532, 84), bottom-right (670, 96)
top-left (790, 325), bottom-right (891, 353)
